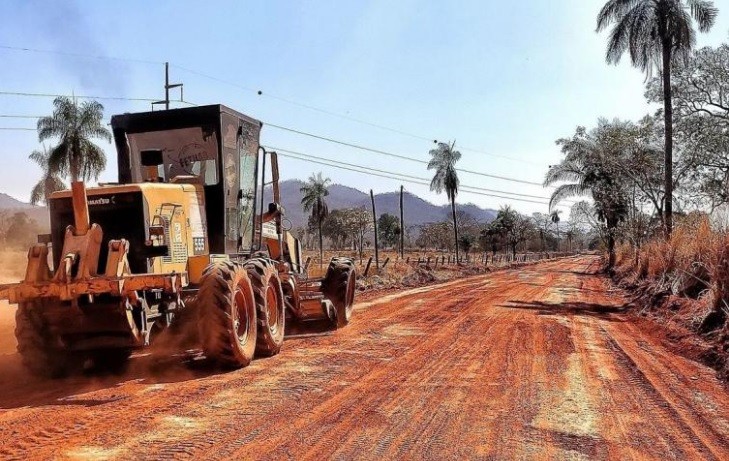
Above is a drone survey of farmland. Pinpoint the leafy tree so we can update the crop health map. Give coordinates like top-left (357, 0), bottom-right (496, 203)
top-left (458, 234), bottom-right (475, 259)
top-left (646, 43), bottom-right (729, 126)
top-left (428, 141), bottom-right (461, 263)
top-left (495, 206), bottom-right (534, 258)
top-left (532, 212), bottom-right (554, 251)
top-left (597, 0), bottom-right (718, 236)
top-left (545, 125), bottom-right (630, 268)
top-left (646, 44), bottom-right (729, 210)
top-left (415, 221), bottom-right (452, 251)
top-left (377, 213), bottom-right (401, 248)
top-left (37, 96), bottom-right (112, 182)
top-left (300, 172), bottom-right (331, 268)
top-left (28, 145), bottom-right (65, 205)
top-left (349, 207), bottom-right (372, 263)
top-left (570, 201), bottom-right (614, 253)
top-left (322, 209), bottom-right (351, 250)
top-left (479, 221), bottom-right (502, 255)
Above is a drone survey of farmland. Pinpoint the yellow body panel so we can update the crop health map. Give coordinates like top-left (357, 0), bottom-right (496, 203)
top-left (51, 183), bottom-right (209, 277)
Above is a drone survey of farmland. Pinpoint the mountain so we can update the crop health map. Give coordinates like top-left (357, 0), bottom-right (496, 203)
top-left (0, 193), bottom-right (50, 230)
top-left (0, 180), bottom-right (497, 235)
top-left (266, 180), bottom-right (497, 229)
top-left (0, 193), bottom-right (32, 209)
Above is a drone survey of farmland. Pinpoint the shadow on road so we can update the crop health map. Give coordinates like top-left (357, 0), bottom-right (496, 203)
top-left (0, 319), bottom-right (338, 410)
top-left (500, 300), bottom-right (627, 322)
top-left (0, 349), bottom-right (235, 410)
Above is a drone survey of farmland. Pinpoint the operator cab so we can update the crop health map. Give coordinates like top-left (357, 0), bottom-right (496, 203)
top-left (111, 105), bottom-right (262, 255)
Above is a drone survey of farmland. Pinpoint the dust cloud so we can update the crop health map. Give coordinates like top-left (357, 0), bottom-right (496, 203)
top-left (0, 249), bottom-right (25, 355)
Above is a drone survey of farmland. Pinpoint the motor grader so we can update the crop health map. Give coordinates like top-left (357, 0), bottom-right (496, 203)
top-left (0, 104), bottom-right (356, 377)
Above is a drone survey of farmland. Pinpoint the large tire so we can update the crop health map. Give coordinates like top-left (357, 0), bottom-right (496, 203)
top-left (244, 258), bottom-right (285, 357)
top-left (15, 301), bottom-right (75, 378)
top-left (321, 257), bottom-right (356, 328)
top-left (197, 261), bottom-right (257, 368)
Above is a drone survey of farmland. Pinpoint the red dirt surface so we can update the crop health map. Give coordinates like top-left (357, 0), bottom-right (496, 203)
top-left (0, 256), bottom-right (727, 460)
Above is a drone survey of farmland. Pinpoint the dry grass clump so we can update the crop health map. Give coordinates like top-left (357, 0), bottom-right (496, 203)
top-left (619, 217), bottom-right (715, 297)
top-left (615, 215), bottom-right (729, 381)
top-left (618, 215), bottom-right (728, 329)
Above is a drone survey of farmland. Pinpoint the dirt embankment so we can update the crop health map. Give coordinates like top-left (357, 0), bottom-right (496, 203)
top-left (612, 266), bottom-right (729, 383)
top-left (0, 256), bottom-right (726, 460)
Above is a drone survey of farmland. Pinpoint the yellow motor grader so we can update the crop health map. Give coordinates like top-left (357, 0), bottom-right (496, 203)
top-left (0, 105), bottom-right (356, 377)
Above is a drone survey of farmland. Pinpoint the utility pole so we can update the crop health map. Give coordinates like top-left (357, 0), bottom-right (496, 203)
top-left (153, 62), bottom-right (183, 110)
top-left (370, 189), bottom-right (379, 271)
top-left (399, 185), bottom-right (404, 259)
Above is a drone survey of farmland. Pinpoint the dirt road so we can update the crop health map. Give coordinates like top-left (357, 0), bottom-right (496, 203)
top-left (0, 256), bottom-right (727, 460)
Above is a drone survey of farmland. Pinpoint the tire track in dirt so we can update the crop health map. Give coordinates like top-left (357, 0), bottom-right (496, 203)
top-left (601, 326), bottom-right (728, 459)
top-left (0, 257), bottom-right (727, 460)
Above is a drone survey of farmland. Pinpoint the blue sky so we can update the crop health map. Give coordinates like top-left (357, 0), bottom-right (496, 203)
top-left (1, 1), bottom-right (728, 215)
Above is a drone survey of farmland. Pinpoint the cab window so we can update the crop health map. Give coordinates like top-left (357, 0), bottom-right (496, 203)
top-left (127, 126), bottom-right (219, 185)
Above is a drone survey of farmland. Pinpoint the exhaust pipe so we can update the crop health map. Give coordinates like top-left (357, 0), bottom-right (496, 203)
top-left (71, 181), bottom-right (90, 236)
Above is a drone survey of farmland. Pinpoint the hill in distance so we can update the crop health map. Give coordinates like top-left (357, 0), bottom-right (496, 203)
top-left (0, 193), bottom-right (50, 230)
top-left (267, 179), bottom-right (497, 229)
top-left (0, 193), bottom-right (32, 209)
top-left (0, 180), bottom-right (497, 234)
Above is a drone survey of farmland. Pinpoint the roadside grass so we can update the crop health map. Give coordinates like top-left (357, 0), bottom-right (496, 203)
top-left (614, 215), bottom-right (729, 381)
top-left (304, 248), bottom-right (576, 292)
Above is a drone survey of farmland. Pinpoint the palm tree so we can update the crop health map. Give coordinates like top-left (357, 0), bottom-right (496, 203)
top-left (546, 127), bottom-right (629, 269)
top-left (428, 141), bottom-right (461, 263)
top-left (550, 210), bottom-right (562, 251)
top-left (300, 172), bottom-right (331, 268)
top-left (37, 96), bottom-right (111, 183)
top-left (596, 0), bottom-right (718, 237)
top-left (29, 145), bottom-right (65, 205)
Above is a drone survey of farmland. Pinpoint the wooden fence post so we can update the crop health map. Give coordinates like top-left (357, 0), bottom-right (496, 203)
top-left (364, 257), bottom-right (373, 276)
top-left (370, 189), bottom-right (379, 272)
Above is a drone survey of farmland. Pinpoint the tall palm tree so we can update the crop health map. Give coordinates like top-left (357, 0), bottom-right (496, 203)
top-left (29, 145), bottom-right (65, 205)
top-left (596, 0), bottom-right (718, 236)
top-left (428, 141), bottom-right (461, 263)
top-left (37, 96), bottom-right (111, 182)
top-left (300, 172), bottom-right (331, 268)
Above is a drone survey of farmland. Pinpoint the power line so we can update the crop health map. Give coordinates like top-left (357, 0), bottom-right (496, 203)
top-left (2, 43), bottom-right (544, 166)
top-left (0, 106), bottom-right (549, 188)
top-left (0, 127), bottom-right (34, 131)
top-left (0, 115), bottom-right (43, 119)
top-left (0, 90), bottom-right (158, 102)
top-left (267, 146), bottom-right (559, 202)
top-left (268, 146), bottom-right (553, 206)
top-left (170, 65), bottom-right (543, 166)
top-left (277, 151), bottom-right (550, 206)
top-left (265, 123), bottom-right (547, 187)
top-left (0, 44), bottom-right (162, 65)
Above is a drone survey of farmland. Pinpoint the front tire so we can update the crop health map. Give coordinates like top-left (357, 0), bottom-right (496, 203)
top-left (244, 258), bottom-right (285, 357)
top-left (322, 258), bottom-right (356, 328)
top-left (197, 261), bottom-right (257, 368)
top-left (15, 301), bottom-right (75, 378)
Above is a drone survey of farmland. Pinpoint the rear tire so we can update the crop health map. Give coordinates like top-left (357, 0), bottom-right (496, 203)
top-left (15, 301), bottom-right (75, 378)
top-left (244, 258), bottom-right (285, 357)
top-left (197, 261), bottom-right (257, 368)
top-left (322, 258), bottom-right (356, 328)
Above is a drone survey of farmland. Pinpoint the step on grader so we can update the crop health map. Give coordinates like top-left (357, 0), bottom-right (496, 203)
top-left (0, 105), bottom-right (356, 377)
